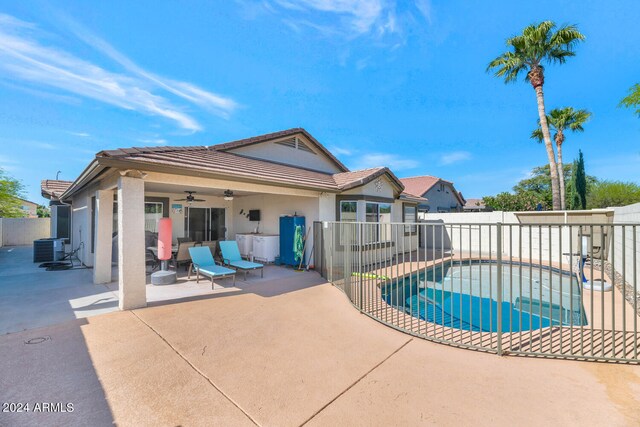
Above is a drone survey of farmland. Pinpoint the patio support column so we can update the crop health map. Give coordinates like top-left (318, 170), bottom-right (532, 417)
top-left (117, 175), bottom-right (146, 310)
top-left (93, 189), bottom-right (114, 284)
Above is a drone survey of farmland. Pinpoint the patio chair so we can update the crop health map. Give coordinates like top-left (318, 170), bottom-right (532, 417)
top-left (145, 249), bottom-right (159, 275)
top-left (173, 241), bottom-right (195, 270)
top-left (219, 240), bottom-right (264, 280)
top-left (188, 246), bottom-right (236, 288)
top-left (200, 240), bottom-right (217, 258)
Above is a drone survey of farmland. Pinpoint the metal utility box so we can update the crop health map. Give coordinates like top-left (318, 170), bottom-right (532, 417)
top-left (279, 216), bottom-right (305, 266)
top-left (33, 238), bottom-right (65, 263)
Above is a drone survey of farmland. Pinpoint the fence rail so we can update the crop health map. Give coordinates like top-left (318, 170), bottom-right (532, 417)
top-left (313, 221), bottom-right (640, 362)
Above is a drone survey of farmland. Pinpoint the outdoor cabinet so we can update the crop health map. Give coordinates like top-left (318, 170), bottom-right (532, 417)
top-left (252, 235), bottom-right (279, 263)
top-left (279, 216), bottom-right (305, 266)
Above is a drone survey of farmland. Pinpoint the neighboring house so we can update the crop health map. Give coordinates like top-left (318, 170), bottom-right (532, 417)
top-left (463, 198), bottom-right (492, 212)
top-left (399, 176), bottom-right (465, 214)
top-left (42, 128), bottom-right (426, 310)
top-left (15, 197), bottom-right (39, 218)
top-left (41, 179), bottom-right (74, 241)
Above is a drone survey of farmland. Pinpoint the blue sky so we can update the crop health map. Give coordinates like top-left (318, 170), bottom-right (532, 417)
top-left (1, 0), bottom-right (639, 204)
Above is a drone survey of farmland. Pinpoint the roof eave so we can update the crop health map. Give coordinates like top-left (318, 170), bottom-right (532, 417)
top-left (97, 157), bottom-right (342, 193)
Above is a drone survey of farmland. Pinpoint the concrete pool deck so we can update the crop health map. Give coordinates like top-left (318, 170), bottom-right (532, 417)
top-left (1, 247), bottom-right (640, 426)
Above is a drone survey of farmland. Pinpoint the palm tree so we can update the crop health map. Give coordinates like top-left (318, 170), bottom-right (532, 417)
top-left (531, 107), bottom-right (591, 209)
top-left (487, 21), bottom-right (585, 210)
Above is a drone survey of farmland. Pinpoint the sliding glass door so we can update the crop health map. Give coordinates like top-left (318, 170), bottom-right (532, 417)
top-left (184, 207), bottom-right (226, 242)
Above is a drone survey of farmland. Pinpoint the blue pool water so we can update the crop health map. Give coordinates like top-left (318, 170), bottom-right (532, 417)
top-left (382, 261), bottom-right (587, 333)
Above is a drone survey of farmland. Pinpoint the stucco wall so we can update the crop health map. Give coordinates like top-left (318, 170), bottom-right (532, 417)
top-left (233, 194), bottom-right (320, 263)
top-left (71, 186), bottom-right (96, 266)
top-left (228, 135), bottom-right (343, 174)
top-left (421, 210), bottom-right (617, 263)
top-left (0, 218), bottom-right (50, 246)
top-left (422, 182), bottom-right (462, 212)
top-left (611, 203), bottom-right (640, 287)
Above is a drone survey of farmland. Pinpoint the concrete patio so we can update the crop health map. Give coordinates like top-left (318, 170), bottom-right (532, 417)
top-left (1, 246), bottom-right (640, 426)
top-left (0, 246), bottom-right (287, 335)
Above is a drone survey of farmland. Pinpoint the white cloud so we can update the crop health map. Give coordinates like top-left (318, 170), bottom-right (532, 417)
top-left (69, 131), bottom-right (90, 137)
top-left (138, 138), bottom-right (168, 145)
top-left (440, 151), bottom-right (471, 165)
top-left (351, 153), bottom-right (419, 171)
top-left (0, 13), bottom-right (238, 132)
top-left (257, 0), bottom-right (432, 40)
top-left (329, 146), bottom-right (354, 156)
top-left (0, 154), bottom-right (19, 171)
top-left (414, 0), bottom-right (432, 24)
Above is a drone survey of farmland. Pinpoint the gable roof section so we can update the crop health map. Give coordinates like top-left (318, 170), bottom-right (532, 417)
top-left (333, 167), bottom-right (404, 193)
top-left (41, 179), bottom-right (73, 200)
top-left (210, 128), bottom-right (349, 173)
top-left (59, 129), bottom-right (410, 199)
top-left (399, 175), bottom-right (465, 205)
top-left (97, 146), bottom-right (339, 191)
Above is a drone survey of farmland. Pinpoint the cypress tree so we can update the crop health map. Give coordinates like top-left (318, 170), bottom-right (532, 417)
top-left (570, 150), bottom-right (587, 210)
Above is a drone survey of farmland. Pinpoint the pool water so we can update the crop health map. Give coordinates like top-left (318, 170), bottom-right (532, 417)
top-left (382, 261), bottom-right (587, 333)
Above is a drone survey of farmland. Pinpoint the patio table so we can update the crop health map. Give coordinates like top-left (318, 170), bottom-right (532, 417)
top-left (147, 245), bottom-right (178, 257)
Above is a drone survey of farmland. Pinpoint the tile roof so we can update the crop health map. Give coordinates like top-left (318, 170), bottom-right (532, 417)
top-left (96, 148), bottom-right (403, 194)
top-left (97, 146), bottom-right (401, 194)
top-left (41, 179), bottom-right (73, 199)
top-left (399, 176), bottom-right (442, 197)
top-left (63, 129), bottom-right (406, 198)
top-left (400, 175), bottom-right (464, 205)
top-left (464, 198), bottom-right (486, 209)
top-left (400, 192), bottom-right (429, 203)
top-left (98, 146), bottom-right (339, 191)
top-left (211, 128), bottom-right (349, 172)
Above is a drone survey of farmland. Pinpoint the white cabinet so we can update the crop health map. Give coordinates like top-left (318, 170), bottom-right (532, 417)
top-left (236, 234), bottom-right (254, 258)
top-left (252, 235), bottom-right (279, 263)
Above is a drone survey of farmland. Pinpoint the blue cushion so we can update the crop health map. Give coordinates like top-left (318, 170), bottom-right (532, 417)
top-left (219, 241), bottom-right (243, 262)
top-left (229, 260), bottom-right (263, 270)
top-left (197, 264), bottom-right (236, 277)
top-left (189, 246), bottom-right (215, 266)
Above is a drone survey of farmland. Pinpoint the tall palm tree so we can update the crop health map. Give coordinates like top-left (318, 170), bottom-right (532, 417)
top-left (487, 21), bottom-right (585, 210)
top-left (532, 107), bottom-right (592, 209)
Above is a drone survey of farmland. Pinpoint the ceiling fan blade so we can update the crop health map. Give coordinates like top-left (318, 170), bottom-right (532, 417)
top-left (193, 199), bottom-right (206, 202)
top-left (174, 199), bottom-right (187, 201)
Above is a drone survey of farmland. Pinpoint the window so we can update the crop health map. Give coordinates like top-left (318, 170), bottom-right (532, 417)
top-left (404, 204), bottom-right (417, 233)
top-left (365, 202), bottom-right (391, 242)
top-left (55, 205), bottom-right (71, 242)
top-left (144, 202), bottom-right (163, 232)
top-left (365, 202), bottom-right (378, 222)
top-left (340, 201), bottom-right (357, 222)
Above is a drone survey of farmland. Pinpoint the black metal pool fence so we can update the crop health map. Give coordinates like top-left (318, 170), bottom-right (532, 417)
top-left (313, 221), bottom-right (639, 363)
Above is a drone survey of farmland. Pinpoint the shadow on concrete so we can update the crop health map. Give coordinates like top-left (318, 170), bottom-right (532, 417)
top-left (0, 318), bottom-right (115, 426)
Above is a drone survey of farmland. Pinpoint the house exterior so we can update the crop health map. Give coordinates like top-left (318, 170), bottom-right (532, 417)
top-left (15, 197), bottom-right (39, 218)
top-left (41, 179), bottom-right (74, 241)
top-left (463, 198), bottom-right (492, 212)
top-left (43, 128), bottom-right (426, 310)
top-left (399, 176), bottom-right (465, 214)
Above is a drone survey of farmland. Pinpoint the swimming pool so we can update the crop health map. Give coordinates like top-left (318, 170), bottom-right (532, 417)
top-left (382, 260), bottom-right (587, 333)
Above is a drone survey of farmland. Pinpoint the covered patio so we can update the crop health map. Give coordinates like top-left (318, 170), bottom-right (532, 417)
top-left (74, 166), bottom-right (330, 310)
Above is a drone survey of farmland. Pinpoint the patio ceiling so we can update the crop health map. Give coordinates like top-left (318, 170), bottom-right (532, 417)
top-left (144, 182), bottom-right (256, 198)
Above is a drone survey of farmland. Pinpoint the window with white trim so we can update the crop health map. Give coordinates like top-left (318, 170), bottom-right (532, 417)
top-left (404, 204), bottom-right (417, 233)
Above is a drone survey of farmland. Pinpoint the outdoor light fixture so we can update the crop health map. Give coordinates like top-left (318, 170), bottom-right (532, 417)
top-left (224, 190), bottom-right (234, 201)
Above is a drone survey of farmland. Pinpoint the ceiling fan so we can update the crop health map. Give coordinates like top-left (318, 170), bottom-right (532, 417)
top-left (174, 191), bottom-right (205, 203)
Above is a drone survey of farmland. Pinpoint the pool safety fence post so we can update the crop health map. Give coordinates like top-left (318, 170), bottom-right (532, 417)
top-left (496, 222), bottom-right (503, 356)
top-left (359, 222), bottom-right (364, 313)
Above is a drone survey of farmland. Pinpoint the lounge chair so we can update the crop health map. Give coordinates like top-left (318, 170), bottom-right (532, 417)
top-left (187, 246), bottom-right (236, 288)
top-left (173, 241), bottom-right (195, 270)
top-left (219, 240), bottom-right (264, 280)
